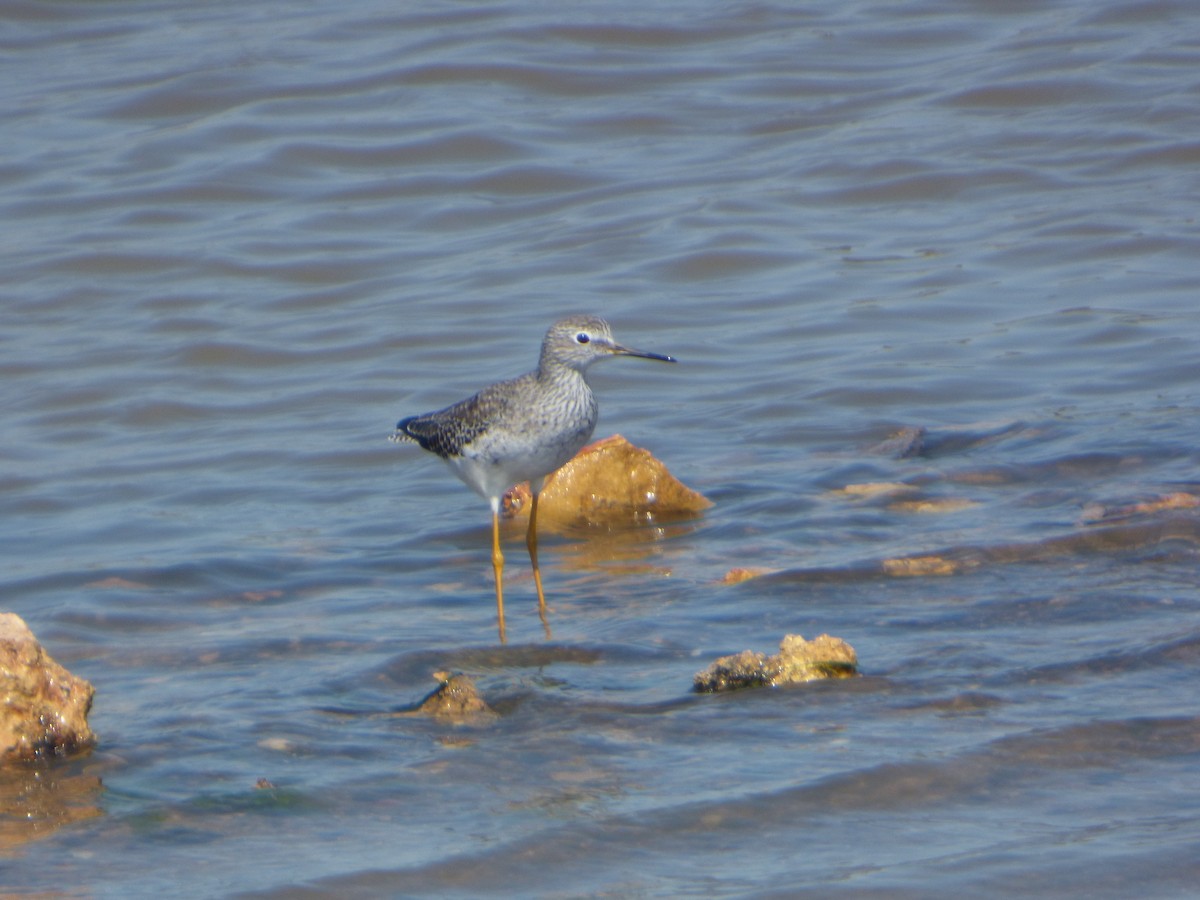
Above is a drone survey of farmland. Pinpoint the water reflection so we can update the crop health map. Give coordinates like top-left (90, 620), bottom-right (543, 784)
top-left (0, 762), bottom-right (103, 853)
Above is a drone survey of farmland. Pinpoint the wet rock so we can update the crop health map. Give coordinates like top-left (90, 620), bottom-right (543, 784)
top-left (696, 650), bottom-right (769, 692)
top-left (834, 481), bottom-right (917, 500)
top-left (881, 554), bottom-right (962, 576)
top-left (1080, 491), bottom-right (1200, 524)
top-left (888, 497), bottom-right (979, 514)
top-left (720, 567), bottom-right (776, 585)
top-left (833, 482), bottom-right (976, 514)
top-left (694, 633), bottom-right (858, 693)
top-left (0, 614), bottom-right (96, 763)
top-left (504, 434), bottom-right (711, 527)
top-left (415, 672), bottom-right (496, 723)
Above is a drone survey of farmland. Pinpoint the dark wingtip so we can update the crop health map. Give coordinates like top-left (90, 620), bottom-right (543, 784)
top-left (390, 416), bottom-right (416, 445)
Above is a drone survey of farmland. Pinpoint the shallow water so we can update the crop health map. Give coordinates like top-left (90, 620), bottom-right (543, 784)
top-left (3, 0), bottom-right (1200, 896)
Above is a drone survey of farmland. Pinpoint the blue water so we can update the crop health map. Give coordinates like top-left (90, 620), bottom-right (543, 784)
top-left (3, 0), bottom-right (1199, 896)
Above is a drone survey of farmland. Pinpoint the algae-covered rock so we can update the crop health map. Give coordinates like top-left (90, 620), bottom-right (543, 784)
top-left (694, 633), bottom-right (858, 693)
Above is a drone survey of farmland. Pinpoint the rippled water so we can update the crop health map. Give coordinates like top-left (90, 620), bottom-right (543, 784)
top-left (4, 0), bottom-right (1200, 896)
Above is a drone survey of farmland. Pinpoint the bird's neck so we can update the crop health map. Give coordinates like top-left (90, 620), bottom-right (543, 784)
top-left (537, 361), bottom-right (589, 387)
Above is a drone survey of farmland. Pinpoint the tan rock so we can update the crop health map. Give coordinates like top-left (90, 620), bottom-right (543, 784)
top-left (775, 634), bottom-right (858, 682)
top-left (694, 633), bottom-right (858, 693)
top-left (1080, 491), bottom-right (1200, 524)
top-left (889, 497), bottom-right (979, 514)
top-left (719, 567), bottom-right (776, 585)
top-left (0, 613), bottom-right (96, 763)
top-left (504, 434), bottom-right (711, 528)
top-left (415, 672), bottom-right (495, 723)
top-left (881, 555), bottom-right (961, 577)
top-left (834, 482), bottom-right (917, 499)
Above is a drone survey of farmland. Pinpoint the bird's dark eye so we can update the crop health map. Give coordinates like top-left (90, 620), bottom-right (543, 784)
top-left (575, 332), bottom-right (590, 344)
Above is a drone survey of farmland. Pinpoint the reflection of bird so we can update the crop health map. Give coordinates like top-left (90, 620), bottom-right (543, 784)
top-left (391, 316), bottom-right (675, 642)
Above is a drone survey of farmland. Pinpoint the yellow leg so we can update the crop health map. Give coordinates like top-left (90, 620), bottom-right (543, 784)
top-left (491, 508), bottom-right (506, 644)
top-left (526, 491), bottom-right (551, 638)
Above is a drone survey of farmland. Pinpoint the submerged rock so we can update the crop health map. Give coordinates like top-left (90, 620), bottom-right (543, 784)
top-left (415, 672), bottom-right (496, 723)
top-left (881, 554), bottom-right (963, 577)
top-left (694, 634), bottom-right (858, 693)
top-left (868, 425), bottom-right (926, 458)
top-left (1080, 490), bottom-right (1200, 524)
top-left (834, 481), bottom-right (918, 500)
top-left (719, 567), bottom-right (777, 585)
top-left (0, 613), bottom-right (96, 763)
top-left (504, 434), bottom-right (711, 527)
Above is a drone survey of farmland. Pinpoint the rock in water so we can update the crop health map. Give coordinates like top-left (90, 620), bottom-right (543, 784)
top-left (504, 434), bottom-right (711, 527)
top-left (694, 633), bottom-right (858, 693)
top-left (0, 613), bottom-right (96, 762)
top-left (416, 672), bottom-right (496, 723)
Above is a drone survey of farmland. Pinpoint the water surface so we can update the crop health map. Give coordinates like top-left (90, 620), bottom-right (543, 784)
top-left (3, 0), bottom-right (1199, 896)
